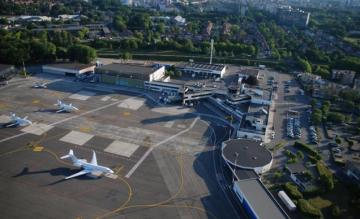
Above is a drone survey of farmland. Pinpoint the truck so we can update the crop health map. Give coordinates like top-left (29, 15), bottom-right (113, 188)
top-left (278, 190), bottom-right (296, 211)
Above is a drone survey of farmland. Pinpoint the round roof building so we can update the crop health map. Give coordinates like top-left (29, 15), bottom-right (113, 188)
top-left (221, 138), bottom-right (273, 174)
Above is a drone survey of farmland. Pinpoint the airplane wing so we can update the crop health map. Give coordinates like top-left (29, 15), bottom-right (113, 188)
top-left (65, 170), bottom-right (90, 180)
top-left (6, 122), bottom-right (18, 127)
top-left (56, 108), bottom-right (66, 113)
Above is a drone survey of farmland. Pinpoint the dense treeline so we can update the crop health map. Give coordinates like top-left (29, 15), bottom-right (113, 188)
top-left (0, 29), bottom-right (96, 64)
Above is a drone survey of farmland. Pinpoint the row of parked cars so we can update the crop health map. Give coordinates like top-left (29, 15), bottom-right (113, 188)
top-left (287, 117), bottom-right (301, 139)
top-left (309, 126), bottom-right (319, 144)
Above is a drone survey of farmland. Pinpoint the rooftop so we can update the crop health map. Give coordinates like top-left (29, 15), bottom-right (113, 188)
top-left (235, 179), bottom-right (288, 219)
top-left (44, 63), bottom-right (95, 70)
top-left (234, 168), bottom-right (259, 180)
top-left (222, 139), bottom-right (272, 169)
top-left (176, 62), bottom-right (225, 71)
top-left (96, 63), bottom-right (159, 76)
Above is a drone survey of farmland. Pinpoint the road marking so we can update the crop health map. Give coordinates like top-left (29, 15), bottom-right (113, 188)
top-left (0, 99), bottom-right (124, 143)
top-left (125, 117), bottom-right (199, 178)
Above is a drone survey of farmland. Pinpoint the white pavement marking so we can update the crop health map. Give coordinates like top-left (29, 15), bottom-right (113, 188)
top-left (0, 115), bottom-right (10, 123)
top-left (21, 123), bottom-right (54, 135)
top-left (125, 117), bottom-right (199, 178)
top-left (163, 121), bottom-right (174, 128)
top-left (60, 131), bottom-right (94, 145)
top-left (0, 99), bottom-right (125, 143)
top-left (176, 124), bottom-right (186, 129)
top-left (117, 98), bottom-right (145, 110)
top-left (101, 96), bottom-right (111, 101)
top-left (152, 106), bottom-right (190, 115)
top-left (69, 91), bottom-right (96, 100)
top-left (105, 140), bottom-right (139, 158)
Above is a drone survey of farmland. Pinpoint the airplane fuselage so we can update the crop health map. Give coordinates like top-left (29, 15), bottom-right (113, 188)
top-left (76, 160), bottom-right (113, 174)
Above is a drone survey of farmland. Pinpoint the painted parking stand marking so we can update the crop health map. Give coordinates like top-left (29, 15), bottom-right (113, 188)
top-left (105, 140), bottom-right (139, 158)
top-left (69, 91), bottom-right (96, 100)
top-left (0, 99), bottom-right (125, 143)
top-left (101, 96), bottom-right (111, 101)
top-left (117, 98), bottom-right (145, 110)
top-left (125, 117), bottom-right (199, 178)
top-left (0, 114), bottom-right (10, 123)
top-left (176, 124), bottom-right (186, 129)
top-left (164, 121), bottom-right (174, 128)
top-left (21, 123), bottom-right (54, 135)
top-left (60, 131), bottom-right (94, 146)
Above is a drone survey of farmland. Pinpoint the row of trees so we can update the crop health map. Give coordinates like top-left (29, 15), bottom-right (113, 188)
top-left (0, 30), bottom-right (96, 65)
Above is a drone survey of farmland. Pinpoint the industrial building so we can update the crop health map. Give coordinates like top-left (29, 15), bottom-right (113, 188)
top-left (42, 63), bottom-right (95, 77)
top-left (232, 179), bottom-right (289, 219)
top-left (221, 138), bottom-right (273, 174)
top-left (95, 63), bottom-right (165, 89)
top-left (175, 62), bottom-right (226, 78)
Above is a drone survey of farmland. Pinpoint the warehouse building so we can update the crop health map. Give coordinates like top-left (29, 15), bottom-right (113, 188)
top-left (42, 63), bottom-right (95, 77)
top-left (176, 62), bottom-right (226, 78)
top-left (95, 63), bottom-right (165, 89)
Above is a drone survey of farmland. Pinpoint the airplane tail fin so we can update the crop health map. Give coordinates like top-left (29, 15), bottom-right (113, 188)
top-left (55, 100), bottom-right (62, 106)
top-left (61, 149), bottom-right (77, 163)
top-left (10, 112), bottom-right (16, 120)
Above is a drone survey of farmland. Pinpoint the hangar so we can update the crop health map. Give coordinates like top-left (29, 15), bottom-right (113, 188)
top-left (95, 63), bottom-right (165, 89)
top-left (42, 63), bottom-right (95, 77)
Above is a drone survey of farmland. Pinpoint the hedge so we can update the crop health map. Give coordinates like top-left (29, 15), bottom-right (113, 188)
top-left (316, 161), bottom-right (334, 190)
top-left (284, 182), bottom-right (303, 199)
top-left (298, 199), bottom-right (323, 218)
top-left (294, 141), bottom-right (322, 160)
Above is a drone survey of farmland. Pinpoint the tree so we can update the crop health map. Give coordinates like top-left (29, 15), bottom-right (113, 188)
top-left (311, 109), bottom-right (323, 125)
top-left (183, 39), bottom-right (194, 52)
top-left (68, 44), bottom-right (96, 63)
top-left (30, 40), bottom-right (56, 63)
top-left (298, 57), bottom-right (312, 73)
top-left (113, 15), bottom-right (127, 32)
top-left (310, 99), bottom-right (317, 109)
top-left (77, 28), bottom-right (89, 40)
top-left (157, 23), bottom-right (165, 34)
top-left (121, 52), bottom-right (132, 60)
top-left (327, 112), bottom-right (345, 124)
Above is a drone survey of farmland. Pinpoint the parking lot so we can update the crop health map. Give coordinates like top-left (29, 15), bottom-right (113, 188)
top-left (0, 75), bottom-right (239, 219)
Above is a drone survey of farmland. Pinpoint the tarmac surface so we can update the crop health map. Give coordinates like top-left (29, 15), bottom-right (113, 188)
top-left (0, 74), bottom-right (241, 219)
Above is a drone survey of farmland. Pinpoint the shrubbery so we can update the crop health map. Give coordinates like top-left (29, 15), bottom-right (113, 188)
top-left (316, 161), bottom-right (334, 191)
top-left (294, 141), bottom-right (321, 160)
top-left (298, 199), bottom-right (323, 218)
top-left (284, 182), bottom-right (303, 199)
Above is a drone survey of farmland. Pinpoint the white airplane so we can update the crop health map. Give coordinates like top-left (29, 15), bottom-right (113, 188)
top-left (54, 100), bottom-right (79, 113)
top-left (32, 82), bottom-right (47, 89)
top-left (6, 113), bottom-right (32, 127)
top-left (61, 149), bottom-right (114, 180)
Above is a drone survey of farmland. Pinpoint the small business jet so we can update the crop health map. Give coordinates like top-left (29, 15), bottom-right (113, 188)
top-left (32, 82), bottom-right (47, 89)
top-left (61, 149), bottom-right (114, 179)
top-left (5, 113), bottom-right (32, 127)
top-left (54, 100), bottom-right (79, 113)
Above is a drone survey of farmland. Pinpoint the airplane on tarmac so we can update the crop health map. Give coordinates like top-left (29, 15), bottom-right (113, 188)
top-left (5, 113), bottom-right (32, 127)
top-left (61, 149), bottom-right (114, 180)
top-left (54, 100), bottom-right (79, 113)
top-left (32, 82), bottom-right (47, 89)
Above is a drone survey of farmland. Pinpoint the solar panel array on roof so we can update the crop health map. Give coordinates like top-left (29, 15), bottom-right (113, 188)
top-left (179, 62), bottom-right (225, 71)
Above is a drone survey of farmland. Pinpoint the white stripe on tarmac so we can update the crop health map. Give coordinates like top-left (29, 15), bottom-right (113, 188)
top-left (125, 117), bottom-right (199, 178)
top-left (0, 99), bottom-right (124, 143)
